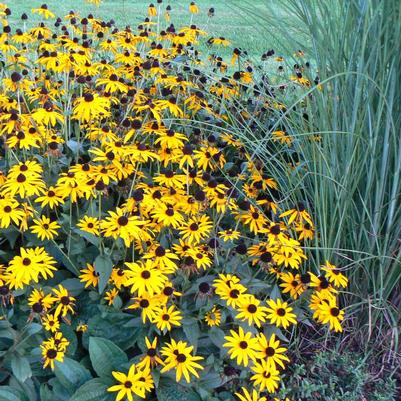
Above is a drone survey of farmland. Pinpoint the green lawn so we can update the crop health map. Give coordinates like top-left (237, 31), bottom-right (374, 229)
top-left (6, 0), bottom-right (290, 59)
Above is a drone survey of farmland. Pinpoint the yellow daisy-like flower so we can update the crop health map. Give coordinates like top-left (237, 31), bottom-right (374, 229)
top-left (42, 314), bottom-right (60, 333)
top-left (223, 326), bottom-right (259, 367)
top-left (30, 216), bottom-right (60, 241)
top-left (72, 93), bottom-right (110, 123)
top-left (160, 339), bottom-right (204, 383)
top-left (79, 263), bottom-right (99, 288)
top-left (108, 364), bottom-right (153, 401)
top-left (250, 359), bottom-right (281, 393)
top-left (321, 261), bottom-right (348, 288)
top-left (125, 260), bottom-right (167, 296)
top-left (235, 387), bottom-right (267, 401)
top-left (153, 304), bottom-right (182, 331)
top-left (265, 299), bottom-right (297, 329)
top-left (205, 305), bottom-right (222, 327)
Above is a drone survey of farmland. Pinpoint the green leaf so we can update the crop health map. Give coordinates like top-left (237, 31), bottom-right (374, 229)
top-left (0, 386), bottom-right (28, 401)
top-left (156, 379), bottom-right (201, 401)
top-left (208, 327), bottom-right (226, 348)
top-left (183, 319), bottom-right (200, 350)
top-left (54, 357), bottom-right (92, 391)
top-left (73, 229), bottom-right (101, 247)
top-left (70, 379), bottom-right (114, 401)
top-left (89, 337), bottom-right (128, 378)
top-left (94, 255), bottom-right (113, 293)
top-left (39, 384), bottom-right (55, 401)
top-left (11, 355), bottom-right (31, 382)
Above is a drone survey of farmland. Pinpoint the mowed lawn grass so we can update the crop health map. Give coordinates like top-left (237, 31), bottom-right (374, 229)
top-left (6, 0), bottom-right (290, 59)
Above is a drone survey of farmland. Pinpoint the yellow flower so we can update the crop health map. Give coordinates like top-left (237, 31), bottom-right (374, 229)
top-left (72, 93), bottom-right (110, 123)
top-left (153, 304), bottom-right (182, 331)
top-left (204, 306), bottom-right (221, 327)
top-left (79, 264), bottom-right (99, 288)
top-left (189, 2), bottom-right (199, 14)
top-left (160, 339), bottom-right (204, 383)
top-left (30, 216), bottom-right (60, 241)
top-left (125, 260), bottom-right (167, 296)
top-left (108, 364), bottom-right (154, 401)
top-left (250, 360), bottom-right (280, 393)
top-left (235, 387), bottom-right (267, 401)
top-left (42, 314), bottom-right (60, 333)
top-left (6, 247), bottom-right (57, 289)
top-left (265, 299), bottom-right (297, 329)
top-left (223, 326), bottom-right (259, 367)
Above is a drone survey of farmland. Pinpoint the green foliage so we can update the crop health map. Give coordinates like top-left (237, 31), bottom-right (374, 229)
top-left (88, 337), bottom-right (128, 377)
top-left (236, 0), bottom-right (401, 347)
top-left (278, 350), bottom-right (397, 401)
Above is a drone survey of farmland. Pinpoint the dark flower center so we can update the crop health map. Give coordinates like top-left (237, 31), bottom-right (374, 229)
top-left (141, 270), bottom-right (151, 279)
top-left (277, 308), bottom-right (286, 316)
top-left (247, 304), bottom-right (257, 313)
top-left (330, 307), bottom-right (340, 317)
top-left (147, 348), bottom-right (157, 357)
top-left (117, 216), bottom-right (128, 226)
top-left (46, 349), bottom-right (58, 359)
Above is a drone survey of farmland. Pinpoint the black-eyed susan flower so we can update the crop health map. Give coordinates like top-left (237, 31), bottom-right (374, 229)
top-left (179, 214), bottom-right (213, 244)
top-left (250, 360), bottom-right (280, 393)
top-left (125, 260), bottom-right (167, 296)
top-left (42, 314), bottom-right (60, 333)
top-left (137, 337), bottom-right (164, 369)
top-left (160, 339), bottom-right (204, 383)
top-left (0, 198), bottom-right (25, 228)
top-left (189, 2), bottom-right (199, 14)
top-left (30, 216), bottom-right (60, 241)
top-left (321, 261), bottom-right (348, 288)
top-left (205, 305), bottom-right (222, 327)
top-left (235, 387), bottom-right (267, 401)
top-left (279, 202), bottom-right (313, 225)
top-left (76, 215), bottom-right (101, 236)
top-left (236, 295), bottom-right (268, 328)
top-left (52, 285), bottom-right (76, 318)
top-left (31, 4), bottom-right (55, 19)
top-left (255, 333), bottom-right (289, 370)
top-left (72, 93), bottom-right (110, 123)
top-left (126, 294), bottom-right (160, 323)
top-left (28, 288), bottom-right (56, 315)
top-left (279, 272), bottom-right (305, 299)
top-left (79, 263), bottom-right (99, 288)
top-left (35, 186), bottom-right (65, 209)
top-left (266, 299), bottom-right (297, 329)
top-left (41, 337), bottom-right (67, 370)
top-left (108, 364), bottom-right (154, 400)
top-left (104, 288), bottom-right (119, 305)
top-left (223, 327), bottom-right (259, 367)
top-left (153, 304), bottom-right (182, 331)
top-left (6, 247), bottom-right (57, 289)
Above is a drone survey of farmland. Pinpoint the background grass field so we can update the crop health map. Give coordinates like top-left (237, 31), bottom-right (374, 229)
top-left (6, 0), bottom-right (292, 59)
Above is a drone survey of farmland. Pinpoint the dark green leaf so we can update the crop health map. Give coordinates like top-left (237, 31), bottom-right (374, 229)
top-left (54, 357), bottom-right (92, 391)
top-left (70, 379), bottom-right (114, 401)
top-left (11, 355), bottom-right (31, 382)
top-left (94, 255), bottom-right (113, 293)
top-left (208, 327), bottom-right (226, 348)
top-left (89, 337), bottom-right (128, 378)
top-left (0, 387), bottom-right (27, 401)
top-left (156, 379), bottom-right (201, 401)
top-left (183, 319), bottom-right (200, 350)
